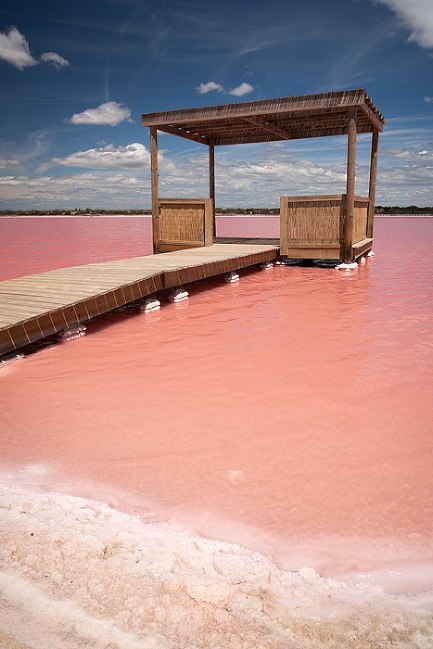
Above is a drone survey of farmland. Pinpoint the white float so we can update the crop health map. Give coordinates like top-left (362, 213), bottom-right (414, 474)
top-left (139, 295), bottom-right (161, 312)
top-left (335, 262), bottom-right (358, 271)
top-left (58, 325), bottom-right (87, 341)
top-left (169, 287), bottom-right (189, 302)
top-left (225, 271), bottom-right (240, 283)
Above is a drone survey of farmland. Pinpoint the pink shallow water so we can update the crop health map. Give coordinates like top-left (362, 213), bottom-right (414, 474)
top-left (1, 216), bottom-right (433, 573)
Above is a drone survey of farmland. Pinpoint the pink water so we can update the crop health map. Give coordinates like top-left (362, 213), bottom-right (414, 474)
top-left (1, 216), bottom-right (433, 647)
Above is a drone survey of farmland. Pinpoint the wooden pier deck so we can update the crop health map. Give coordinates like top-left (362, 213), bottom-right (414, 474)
top-left (0, 243), bottom-right (279, 357)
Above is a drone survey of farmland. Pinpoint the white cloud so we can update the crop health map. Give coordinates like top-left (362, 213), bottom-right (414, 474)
top-left (40, 52), bottom-right (70, 70)
top-left (373, 0), bottom-right (433, 49)
top-left (0, 26), bottom-right (38, 69)
top-left (425, 96), bottom-right (433, 103)
top-left (0, 172), bottom-right (148, 206)
top-left (381, 147), bottom-right (433, 162)
top-left (51, 143), bottom-right (150, 170)
top-left (229, 83), bottom-right (255, 97)
top-left (2, 146), bottom-right (433, 208)
top-left (196, 81), bottom-right (224, 94)
top-left (196, 81), bottom-right (254, 97)
top-left (69, 102), bottom-right (132, 126)
top-left (0, 27), bottom-right (69, 71)
top-left (0, 158), bottom-right (20, 169)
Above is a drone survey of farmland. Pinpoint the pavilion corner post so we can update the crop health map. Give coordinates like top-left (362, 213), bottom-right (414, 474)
top-left (150, 126), bottom-right (160, 253)
top-left (344, 107), bottom-right (357, 263)
top-left (209, 139), bottom-right (216, 237)
top-left (367, 126), bottom-right (379, 239)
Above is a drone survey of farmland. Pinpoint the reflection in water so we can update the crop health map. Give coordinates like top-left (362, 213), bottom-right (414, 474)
top-left (1, 216), bottom-right (433, 647)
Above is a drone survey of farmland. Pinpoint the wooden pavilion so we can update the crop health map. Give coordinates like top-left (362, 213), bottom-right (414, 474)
top-left (142, 88), bottom-right (385, 263)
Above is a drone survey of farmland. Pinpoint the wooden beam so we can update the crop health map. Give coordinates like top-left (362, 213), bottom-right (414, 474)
top-left (241, 116), bottom-right (291, 140)
top-left (367, 127), bottom-right (379, 239)
top-left (155, 124), bottom-right (209, 145)
top-left (209, 139), bottom-right (216, 237)
top-left (150, 127), bottom-right (160, 253)
top-left (358, 102), bottom-right (384, 133)
top-left (214, 124), bottom-right (375, 146)
top-left (344, 107), bottom-right (357, 263)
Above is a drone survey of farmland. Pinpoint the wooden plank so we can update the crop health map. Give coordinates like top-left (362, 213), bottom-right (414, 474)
top-left (49, 309), bottom-right (69, 331)
top-left (34, 314), bottom-right (59, 339)
top-left (0, 327), bottom-right (17, 351)
top-left (22, 318), bottom-right (44, 343)
top-left (353, 238), bottom-right (373, 258)
top-left (282, 246), bottom-right (343, 260)
top-left (2, 324), bottom-right (29, 349)
top-left (159, 241), bottom-right (205, 252)
top-left (159, 198), bottom-right (212, 204)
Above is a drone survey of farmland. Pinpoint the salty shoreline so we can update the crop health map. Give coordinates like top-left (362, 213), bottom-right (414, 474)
top-left (2, 481), bottom-right (433, 649)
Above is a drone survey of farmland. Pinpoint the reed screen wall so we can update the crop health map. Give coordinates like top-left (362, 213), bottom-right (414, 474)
top-left (280, 194), bottom-right (370, 260)
top-left (353, 197), bottom-right (369, 243)
top-left (158, 199), bottom-right (213, 252)
top-left (283, 196), bottom-right (344, 244)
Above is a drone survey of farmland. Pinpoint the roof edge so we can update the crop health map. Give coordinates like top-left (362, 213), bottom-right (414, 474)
top-left (142, 89), bottom-right (385, 128)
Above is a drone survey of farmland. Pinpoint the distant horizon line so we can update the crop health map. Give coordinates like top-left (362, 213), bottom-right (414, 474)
top-left (1, 205), bottom-right (433, 217)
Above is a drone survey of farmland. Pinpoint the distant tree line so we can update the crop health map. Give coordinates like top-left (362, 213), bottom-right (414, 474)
top-left (215, 207), bottom-right (280, 215)
top-left (0, 209), bottom-right (152, 216)
top-left (1, 206), bottom-right (432, 216)
top-left (374, 206), bottom-right (433, 215)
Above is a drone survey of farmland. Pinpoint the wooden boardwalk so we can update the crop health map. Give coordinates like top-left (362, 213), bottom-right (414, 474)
top-left (0, 243), bottom-right (279, 357)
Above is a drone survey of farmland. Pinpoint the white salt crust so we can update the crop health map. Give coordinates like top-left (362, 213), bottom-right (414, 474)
top-left (1, 483), bottom-right (433, 649)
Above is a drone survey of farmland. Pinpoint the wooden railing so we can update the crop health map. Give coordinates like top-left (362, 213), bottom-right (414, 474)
top-left (280, 194), bottom-right (370, 260)
top-left (158, 199), bottom-right (213, 252)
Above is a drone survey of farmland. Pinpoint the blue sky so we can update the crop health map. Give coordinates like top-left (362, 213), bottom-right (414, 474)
top-left (0, 0), bottom-right (432, 209)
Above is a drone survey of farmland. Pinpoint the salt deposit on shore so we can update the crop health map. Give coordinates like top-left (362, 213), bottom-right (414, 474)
top-left (1, 483), bottom-right (433, 649)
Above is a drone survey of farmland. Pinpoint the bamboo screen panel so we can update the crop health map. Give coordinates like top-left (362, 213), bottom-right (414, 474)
top-left (284, 196), bottom-right (344, 244)
top-left (352, 198), bottom-right (369, 243)
top-left (160, 201), bottom-right (205, 244)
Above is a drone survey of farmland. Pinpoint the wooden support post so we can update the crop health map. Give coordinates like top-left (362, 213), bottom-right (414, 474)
top-left (279, 195), bottom-right (289, 257)
top-left (150, 127), bottom-right (160, 253)
top-left (344, 107), bottom-right (357, 263)
top-left (367, 127), bottom-right (379, 239)
top-left (204, 198), bottom-right (214, 246)
top-left (209, 139), bottom-right (216, 238)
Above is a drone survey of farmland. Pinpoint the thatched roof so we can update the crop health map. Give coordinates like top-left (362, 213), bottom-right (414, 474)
top-left (142, 88), bottom-right (385, 146)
